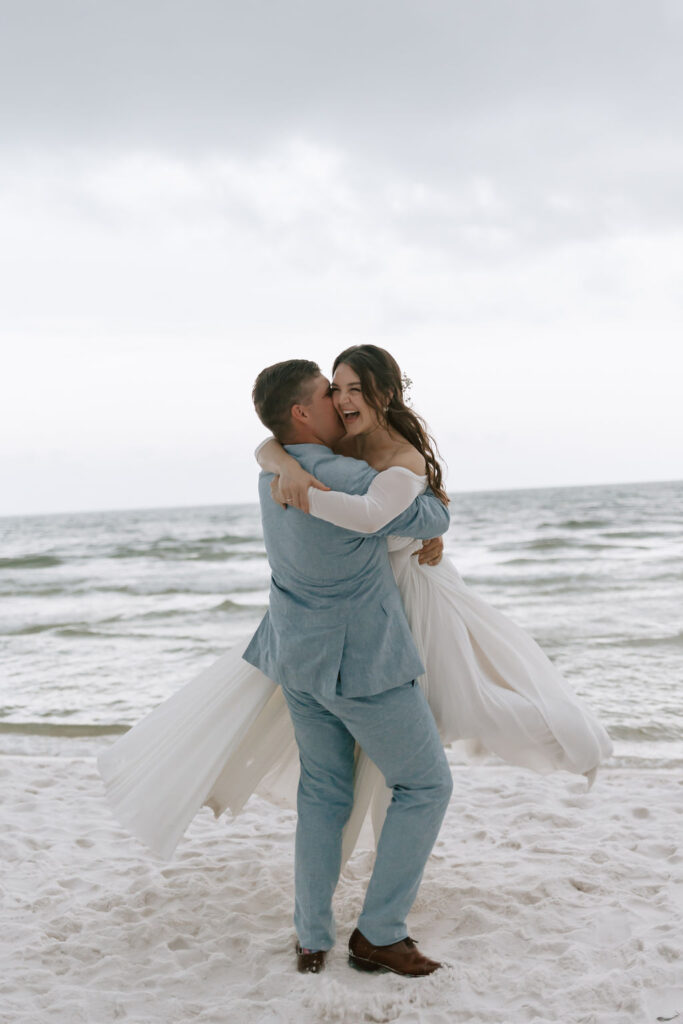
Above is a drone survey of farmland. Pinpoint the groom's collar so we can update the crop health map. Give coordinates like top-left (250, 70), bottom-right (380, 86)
top-left (283, 442), bottom-right (334, 454)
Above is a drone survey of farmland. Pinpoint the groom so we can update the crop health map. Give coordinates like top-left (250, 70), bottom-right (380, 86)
top-left (244, 359), bottom-right (453, 977)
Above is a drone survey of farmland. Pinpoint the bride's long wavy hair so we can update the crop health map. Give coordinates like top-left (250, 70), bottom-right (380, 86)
top-left (332, 345), bottom-right (449, 505)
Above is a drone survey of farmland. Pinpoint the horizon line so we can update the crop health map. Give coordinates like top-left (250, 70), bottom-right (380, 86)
top-left (2, 475), bottom-right (681, 521)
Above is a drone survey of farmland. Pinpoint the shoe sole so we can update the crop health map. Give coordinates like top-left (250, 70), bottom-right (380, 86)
top-left (348, 953), bottom-right (438, 977)
top-left (348, 953), bottom-right (386, 973)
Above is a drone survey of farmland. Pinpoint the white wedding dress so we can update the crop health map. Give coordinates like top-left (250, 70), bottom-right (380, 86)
top-left (98, 467), bottom-right (613, 862)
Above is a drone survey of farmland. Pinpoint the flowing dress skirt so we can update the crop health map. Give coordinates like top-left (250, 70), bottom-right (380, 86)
top-left (98, 542), bottom-right (613, 861)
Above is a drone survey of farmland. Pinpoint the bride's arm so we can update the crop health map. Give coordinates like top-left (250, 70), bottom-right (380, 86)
top-left (308, 467), bottom-right (428, 533)
top-left (255, 437), bottom-right (330, 513)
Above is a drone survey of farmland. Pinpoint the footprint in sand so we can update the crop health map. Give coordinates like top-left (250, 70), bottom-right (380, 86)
top-left (657, 943), bottom-right (681, 961)
top-left (58, 877), bottom-right (86, 891)
top-left (569, 877), bottom-right (599, 893)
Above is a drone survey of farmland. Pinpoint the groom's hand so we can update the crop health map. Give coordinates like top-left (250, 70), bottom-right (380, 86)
top-left (414, 536), bottom-right (443, 566)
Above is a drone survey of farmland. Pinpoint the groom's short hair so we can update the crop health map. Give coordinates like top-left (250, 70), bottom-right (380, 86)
top-left (252, 359), bottom-right (321, 439)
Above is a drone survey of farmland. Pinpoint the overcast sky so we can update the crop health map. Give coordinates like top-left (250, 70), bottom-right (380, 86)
top-left (2, 0), bottom-right (682, 515)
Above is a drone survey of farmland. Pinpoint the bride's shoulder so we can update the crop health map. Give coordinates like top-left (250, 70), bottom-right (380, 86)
top-left (384, 445), bottom-right (427, 477)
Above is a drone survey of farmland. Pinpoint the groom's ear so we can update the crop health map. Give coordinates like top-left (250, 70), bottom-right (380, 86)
top-left (290, 403), bottom-right (310, 425)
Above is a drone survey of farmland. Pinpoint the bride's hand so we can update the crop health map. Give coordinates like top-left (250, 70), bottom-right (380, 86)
top-left (414, 536), bottom-right (444, 566)
top-left (270, 465), bottom-right (330, 514)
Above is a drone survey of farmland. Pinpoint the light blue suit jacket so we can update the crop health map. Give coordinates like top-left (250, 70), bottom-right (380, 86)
top-left (242, 444), bottom-right (450, 698)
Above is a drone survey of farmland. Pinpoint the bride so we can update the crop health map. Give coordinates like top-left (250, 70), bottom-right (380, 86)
top-left (98, 345), bottom-right (613, 862)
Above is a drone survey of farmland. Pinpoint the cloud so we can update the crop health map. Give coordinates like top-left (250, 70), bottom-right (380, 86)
top-left (3, 0), bottom-right (683, 253)
top-left (2, 2), bottom-right (683, 160)
top-left (2, 141), bottom-right (681, 338)
top-left (1, 1), bottom-right (682, 511)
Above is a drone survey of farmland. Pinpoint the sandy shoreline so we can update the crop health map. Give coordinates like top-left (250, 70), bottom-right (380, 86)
top-left (2, 753), bottom-right (682, 1024)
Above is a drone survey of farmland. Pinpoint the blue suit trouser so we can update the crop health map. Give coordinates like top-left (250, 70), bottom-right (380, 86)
top-left (280, 680), bottom-right (453, 950)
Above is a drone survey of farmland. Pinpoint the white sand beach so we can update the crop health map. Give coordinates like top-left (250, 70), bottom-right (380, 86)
top-left (3, 752), bottom-right (682, 1024)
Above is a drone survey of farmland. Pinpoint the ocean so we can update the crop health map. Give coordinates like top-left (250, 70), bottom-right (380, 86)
top-left (2, 479), bottom-right (682, 767)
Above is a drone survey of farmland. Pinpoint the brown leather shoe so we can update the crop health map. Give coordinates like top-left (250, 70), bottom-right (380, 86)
top-left (296, 943), bottom-right (326, 974)
top-left (348, 928), bottom-right (442, 977)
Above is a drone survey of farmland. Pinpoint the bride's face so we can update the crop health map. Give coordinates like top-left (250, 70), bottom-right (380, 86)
top-left (330, 363), bottom-right (383, 437)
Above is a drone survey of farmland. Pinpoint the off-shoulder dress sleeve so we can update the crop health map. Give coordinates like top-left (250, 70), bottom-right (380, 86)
top-left (308, 466), bottom-right (427, 533)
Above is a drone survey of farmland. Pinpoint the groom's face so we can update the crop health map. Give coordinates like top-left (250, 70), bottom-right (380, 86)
top-left (301, 374), bottom-right (345, 446)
